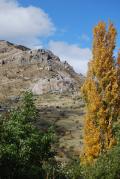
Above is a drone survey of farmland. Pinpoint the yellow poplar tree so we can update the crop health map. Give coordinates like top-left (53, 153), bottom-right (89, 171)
top-left (82, 22), bottom-right (120, 164)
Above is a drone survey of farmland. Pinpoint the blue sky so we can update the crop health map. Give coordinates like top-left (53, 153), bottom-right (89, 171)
top-left (19, 0), bottom-right (120, 48)
top-left (0, 0), bottom-right (120, 74)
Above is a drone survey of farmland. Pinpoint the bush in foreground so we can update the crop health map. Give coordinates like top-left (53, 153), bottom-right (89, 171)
top-left (0, 92), bottom-right (55, 179)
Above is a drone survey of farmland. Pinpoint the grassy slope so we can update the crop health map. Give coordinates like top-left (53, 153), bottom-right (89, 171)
top-left (35, 92), bottom-right (85, 162)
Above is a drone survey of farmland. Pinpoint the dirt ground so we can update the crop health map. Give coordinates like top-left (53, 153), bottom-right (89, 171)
top-left (35, 92), bottom-right (85, 161)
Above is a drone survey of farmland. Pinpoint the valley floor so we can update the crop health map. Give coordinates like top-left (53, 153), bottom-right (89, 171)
top-left (35, 92), bottom-right (85, 161)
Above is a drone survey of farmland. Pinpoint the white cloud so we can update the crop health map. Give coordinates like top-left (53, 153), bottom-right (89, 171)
top-left (48, 41), bottom-right (92, 74)
top-left (0, 0), bottom-right (55, 47)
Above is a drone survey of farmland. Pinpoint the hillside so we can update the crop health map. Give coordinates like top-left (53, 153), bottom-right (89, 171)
top-left (0, 40), bottom-right (85, 160)
top-left (0, 40), bottom-right (84, 101)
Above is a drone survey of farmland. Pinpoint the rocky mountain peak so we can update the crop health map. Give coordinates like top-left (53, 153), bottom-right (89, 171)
top-left (0, 40), bottom-right (30, 52)
top-left (0, 41), bottom-right (84, 100)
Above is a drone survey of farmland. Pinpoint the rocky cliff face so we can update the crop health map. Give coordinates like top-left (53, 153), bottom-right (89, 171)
top-left (0, 40), bottom-right (84, 100)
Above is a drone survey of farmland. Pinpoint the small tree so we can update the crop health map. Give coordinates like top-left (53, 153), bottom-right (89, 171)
top-left (0, 92), bottom-right (55, 179)
top-left (82, 22), bottom-right (120, 163)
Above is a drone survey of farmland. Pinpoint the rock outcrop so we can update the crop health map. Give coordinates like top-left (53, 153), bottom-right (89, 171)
top-left (0, 40), bottom-right (84, 100)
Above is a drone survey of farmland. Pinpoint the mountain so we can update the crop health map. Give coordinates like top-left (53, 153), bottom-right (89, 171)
top-left (0, 40), bottom-right (84, 101)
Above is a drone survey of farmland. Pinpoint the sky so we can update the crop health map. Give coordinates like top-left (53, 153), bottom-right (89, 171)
top-left (0, 0), bottom-right (120, 74)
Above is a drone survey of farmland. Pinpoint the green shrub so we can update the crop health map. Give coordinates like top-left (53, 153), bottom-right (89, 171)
top-left (0, 92), bottom-right (55, 179)
top-left (82, 124), bottom-right (120, 179)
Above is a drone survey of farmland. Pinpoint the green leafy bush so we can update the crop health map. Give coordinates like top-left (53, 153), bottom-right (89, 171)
top-left (0, 92), bottom-right (55, 179)
top-left (81, 123), bottom-right (120, 179)
top-left (82, 143), bottom-right (120, 179)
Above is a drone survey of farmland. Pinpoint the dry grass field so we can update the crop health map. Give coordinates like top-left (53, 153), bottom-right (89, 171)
top-left (35, 92), bottom-right (85, 161)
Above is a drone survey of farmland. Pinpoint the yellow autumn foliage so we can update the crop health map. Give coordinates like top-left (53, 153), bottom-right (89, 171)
top-left (81, 22), bottom-right (120, 164)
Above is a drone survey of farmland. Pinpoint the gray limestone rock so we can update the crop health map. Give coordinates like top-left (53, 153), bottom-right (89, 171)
top-left (0, 40), bottom-right (84, 98)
